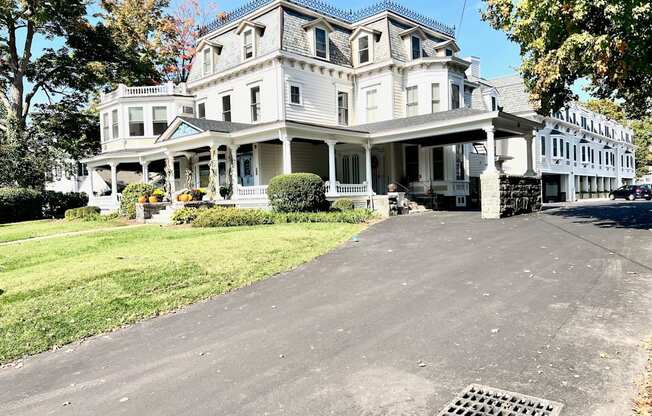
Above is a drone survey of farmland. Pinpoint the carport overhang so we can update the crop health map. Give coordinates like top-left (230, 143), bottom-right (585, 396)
top-left (367, 110), bottom-right (542, 145)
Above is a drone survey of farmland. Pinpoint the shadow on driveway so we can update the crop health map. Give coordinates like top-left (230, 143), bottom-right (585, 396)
top-left (544, 200), bottom-right (652, 230)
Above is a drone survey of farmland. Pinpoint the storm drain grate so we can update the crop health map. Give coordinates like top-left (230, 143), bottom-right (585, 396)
top-left (436, 384), bottom-right (563, 416)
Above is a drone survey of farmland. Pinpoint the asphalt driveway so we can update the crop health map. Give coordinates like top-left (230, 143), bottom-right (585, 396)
top-left (2, 200), bottom-right (651, 415)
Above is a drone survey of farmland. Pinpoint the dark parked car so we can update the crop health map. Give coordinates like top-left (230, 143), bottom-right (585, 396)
top-left (609, 184), bottom-right (652, 201)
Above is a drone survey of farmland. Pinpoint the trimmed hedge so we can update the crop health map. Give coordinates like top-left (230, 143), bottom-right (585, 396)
top-left (0, 187), bottom-right (43, 224)
top-left (120, 183), bottom-right (155, 219)
top-left (171, 207), bottom-right (200, 225)
top-left (190, 207), bottom-right (375, 228)
top-left (64, 206), bottom-right (102, 221)
top-left (331, 198), bottom-right (355, 211)
top-left (42, 191), bottom-right (88, 219)
top-left (267, 173), bottom-right (326, 213)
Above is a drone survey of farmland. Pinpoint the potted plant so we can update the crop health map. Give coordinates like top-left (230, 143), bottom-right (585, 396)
top-left (150, 188), bottom-right (165, 203)
top-left (137, 195), bottom-right (148, 204)
top-left (190, 188), bottom-right (206, 201)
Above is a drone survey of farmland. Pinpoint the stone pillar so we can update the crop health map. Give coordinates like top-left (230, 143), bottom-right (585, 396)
top-left (140, 160), bottom-right (149, 184)
top-left (364, 143), bottom-right (374, 195)
top-left (484, 126), bottom-right (497, 173)
top-left (110, 161), bottom-right (119, 201)
top-left (325, 140), bottom-right (338, 196)
top-left (480, 171), bottom-right (501, 219)
top-left (230, 144), bottom-right (239, 199)
top-left (524, 134), bottom-right (536, 176)
top-left (281, 136), bottom-right (292, 174)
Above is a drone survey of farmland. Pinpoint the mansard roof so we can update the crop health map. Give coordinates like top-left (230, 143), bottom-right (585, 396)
top-left (201, 0), bottom-right (455, 38)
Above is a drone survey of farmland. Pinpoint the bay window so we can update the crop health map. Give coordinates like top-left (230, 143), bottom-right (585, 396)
top-left (128, 107), bottom-right (144, 137)
top-left (152, 106), bottom-right (168, 135)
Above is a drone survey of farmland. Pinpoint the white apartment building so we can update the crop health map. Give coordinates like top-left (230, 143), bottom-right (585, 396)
top-left (80, 0), bottom-right (541, 215)
top-left (469, 73), bottom-right (635, 203)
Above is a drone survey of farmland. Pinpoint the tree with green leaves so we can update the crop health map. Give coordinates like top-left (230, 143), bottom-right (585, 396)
top-left (482, 0), bottom-right (652, 119)
top-left (0, 0), bottom-right (170, 188)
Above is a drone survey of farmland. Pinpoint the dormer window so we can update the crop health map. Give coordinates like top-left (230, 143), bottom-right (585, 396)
top-left (411, 36), bottom-right (422, 60)
top-left (202, 48), bottom-right (212, 76)
top-left (445, 49), bottom-right (453, 57)
top-left (236, 20), bottom-right (265, 61)
top-left (243, 30), bottom-right (254, 59)
top-left (315, 27), bottom-right (328, 59)
top-left (358, 36), bottom-right (370, 64)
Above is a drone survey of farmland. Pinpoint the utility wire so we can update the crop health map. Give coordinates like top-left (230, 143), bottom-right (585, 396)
top-left (457, 0), bottom-right (468, 38)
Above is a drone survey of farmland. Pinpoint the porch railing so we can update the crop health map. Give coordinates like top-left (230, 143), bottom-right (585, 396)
top-left (326, 181), bottom-right (369, 196)
top-left (236, 185), bottom-right (268, 200)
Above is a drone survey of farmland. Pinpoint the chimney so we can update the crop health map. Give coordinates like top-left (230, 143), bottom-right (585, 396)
top-left (465, 56), bottom-right (481, 79)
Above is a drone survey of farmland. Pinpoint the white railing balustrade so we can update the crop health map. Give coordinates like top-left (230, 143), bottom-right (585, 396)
top-left (450, 181), bottom-right (469, 195)
top-left (100, 83), bottom-right (187, 102)
top-left (236, 185), bottom-right (268, 199)
top-left (325, 181), bottom-right (369, 196)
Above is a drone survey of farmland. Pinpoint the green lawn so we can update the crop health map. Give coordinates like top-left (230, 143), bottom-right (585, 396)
top-left (0, 222), bottom-right (363, 363)
top-left (0, 219), bottom-right (127, 243)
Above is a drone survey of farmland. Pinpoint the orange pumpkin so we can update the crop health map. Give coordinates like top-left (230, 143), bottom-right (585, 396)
top-left (137, 196), bottom-right (147, 204)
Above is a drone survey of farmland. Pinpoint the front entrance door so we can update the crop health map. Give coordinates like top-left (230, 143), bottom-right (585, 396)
top-left (542, 174), bottom-right (561, 203)
top-left (237, 152), bottom-right (254, 186)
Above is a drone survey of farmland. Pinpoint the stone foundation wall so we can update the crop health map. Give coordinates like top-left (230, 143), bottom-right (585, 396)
top-left (499, 175), bottom-right (542, 217)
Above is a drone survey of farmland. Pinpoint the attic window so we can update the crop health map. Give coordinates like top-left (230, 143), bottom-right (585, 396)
top-left (445, 48), bottom-right (453, 57)
top-left (358, 36), bottom-right (370, 64)
top-left (202, 48), bottom-right (212, 76)
top-left (243, 30), bottom-right (254, 59)
top-left (315, 27), bottom-right (328, 59)
top-left (411, 36), bottom-right (421, 60)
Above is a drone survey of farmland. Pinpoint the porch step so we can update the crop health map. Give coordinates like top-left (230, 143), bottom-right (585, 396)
top-left (148, 206), bottom-right (175, 225)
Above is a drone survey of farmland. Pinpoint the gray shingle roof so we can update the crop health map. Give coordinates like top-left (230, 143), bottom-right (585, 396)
top-left (484, 75), bottom-right (534, 114)
top-left (177, 116), bottom-right (253, 133)
top-left (354, 108), bottom-right (490, 133)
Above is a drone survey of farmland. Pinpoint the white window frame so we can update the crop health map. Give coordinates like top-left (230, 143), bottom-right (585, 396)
top-left (288, 82), bottom-right (303, 106)
top-left (202, 47), bottom-right (212, 76)
top-left (365, 89), bottom-right (378, 123)
top-left (111, 109), bottom-right (119, 139)
top-left (337, 90), bottom-right (349, 125)
top-left (128, 106), bottom-right (145, 137)
top-left (250, 84), bottom-right (261, 123)
top-left (242, 29), bottom-right (255, 60)
top-left (411, 36), bottom-right (422, 60)
top-left (152, 106), bottom-right (168, 136)
top-left (431, 83), bottom-right (440, 113)
top-left (220, 93), bottom-right (232, 122)
top-left (313, 26), bottom-right (329, 60)
top-left (357, 35), bottom-right (371, 65)
top-left (197, 100), bottom-right (207, 119)
top-left (406, 86), bottom-right (418, 117)
top-left (102, 113), bottom-right (110, 141)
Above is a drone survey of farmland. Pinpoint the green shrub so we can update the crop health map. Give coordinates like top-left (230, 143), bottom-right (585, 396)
top-left (120, 183), bottom-right (155, 219)
top-left (0, 187), bottom-right (43, 224)
top-left (331, 198), bottom-right (355, 211)
top-left (64, 206), bottom-right (102, 221)
top-left (192, 207), bottom-right (275, 227)
top-left (267, 173), bottom-right (326, 213)
top-left (191, 207), bottom-right (375, 227)
top-left (42, 191), bottom-right (89, 218)
top-left (171, 207), bottom-right (200, 225)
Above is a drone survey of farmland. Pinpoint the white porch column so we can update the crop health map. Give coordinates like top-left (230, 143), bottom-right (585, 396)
top-left (109, 161), bottom-right (118, 201)
top-left (281, 134), bottom-right (292, 174)
top-left (325, 140), bottom-right (338, 196)
top-left (210, 143), bottom-right (222, 200)
top-left (567, 173), bottom-right (576, 202)
top-left (614, 147), bottom-right (623, 187)
top-left (484, 126), bottom-right (497, 173)
top-left (364, 143), bottom-right (374, 195)
top-left (524, 134), bottom-right (536, 176)
top-left (140, 160), bottom-right (149, 184)
top-left (88, 165), bottom-right (95, 198)
top-left (230, 144), bottom-right (239, 199)
top-left (165, 151), bottom-right (176, 198)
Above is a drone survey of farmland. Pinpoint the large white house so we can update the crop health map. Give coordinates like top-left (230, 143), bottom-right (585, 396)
top-left (79, 0), bottom-right (545, 217)
top-left (468, 72), bottom-right (636, 202)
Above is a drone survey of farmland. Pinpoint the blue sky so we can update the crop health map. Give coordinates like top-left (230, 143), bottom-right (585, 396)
top-left (25, 0), bottom-right (587, 106)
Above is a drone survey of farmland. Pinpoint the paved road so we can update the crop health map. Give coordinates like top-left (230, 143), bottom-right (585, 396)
top-left (1, 200), bottom-right (651, 415)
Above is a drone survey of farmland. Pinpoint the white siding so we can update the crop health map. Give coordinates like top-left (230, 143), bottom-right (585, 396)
top-left (284, 67), bottom-right (346, 125)
top-left (291, 142), bottom-right (328, 178)
top-left (258, 143), bottom-right (282, 184)
top-left (357, 72), bottom-right (393, 123)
